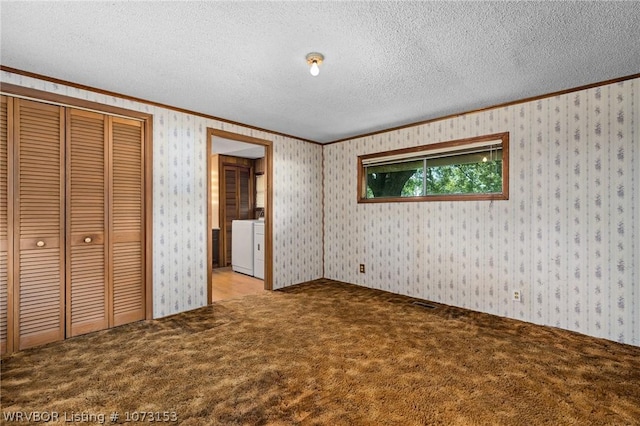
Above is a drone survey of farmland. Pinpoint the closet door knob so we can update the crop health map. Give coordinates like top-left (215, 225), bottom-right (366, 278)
top-left (84, 237), bottom-right (92, 243)
top-left (36, 240), bottom-right (45, 247)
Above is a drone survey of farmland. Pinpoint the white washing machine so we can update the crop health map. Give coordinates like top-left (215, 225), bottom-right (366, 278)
top-left (231, 220), bottom-right (255, 275)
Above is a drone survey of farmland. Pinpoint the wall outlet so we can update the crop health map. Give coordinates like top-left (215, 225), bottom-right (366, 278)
top-left (359, 264), bottom-right (365, 273)
top-left (512, 290), bottom-right (522, 302)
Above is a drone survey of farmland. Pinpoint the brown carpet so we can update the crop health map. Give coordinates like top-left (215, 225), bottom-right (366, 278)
top-left (2, 279), bottom-right (639, 425)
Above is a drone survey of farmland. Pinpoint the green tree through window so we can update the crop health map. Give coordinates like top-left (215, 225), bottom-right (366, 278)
top-left (425, 160), bottom-right (502, 195)
top-left (359, 133), bottom-right (509, 202)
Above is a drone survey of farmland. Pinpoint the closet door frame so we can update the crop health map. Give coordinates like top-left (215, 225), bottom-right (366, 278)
top-left (0, 83), bottom-right (153, 353)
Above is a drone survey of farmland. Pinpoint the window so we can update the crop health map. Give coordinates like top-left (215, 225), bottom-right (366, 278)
top-left (358, 132), bottom-right (509, 203)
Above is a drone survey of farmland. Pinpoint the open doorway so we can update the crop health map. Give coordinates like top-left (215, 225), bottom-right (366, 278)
top-left (206, 128), bottom-right (273, 303)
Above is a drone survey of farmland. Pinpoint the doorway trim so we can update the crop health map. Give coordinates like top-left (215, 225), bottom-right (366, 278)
top-left (206, 128), bottom-right (273, 302)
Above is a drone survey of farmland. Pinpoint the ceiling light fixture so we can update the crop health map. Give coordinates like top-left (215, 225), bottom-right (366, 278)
top-left (306, 52), bottom-right (324, 77)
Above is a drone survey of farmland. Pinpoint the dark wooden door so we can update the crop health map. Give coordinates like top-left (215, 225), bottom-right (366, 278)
top-left (222, 165), bottom-right (251, 266)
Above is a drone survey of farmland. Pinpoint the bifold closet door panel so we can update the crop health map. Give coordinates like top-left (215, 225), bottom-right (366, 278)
top-left (66, 109), bottom-right (108, 337)
top-left (223, 167), bottom-right (237, 265)
top-left (111, 117), bottom-right (144, 326)
top-left (14, 99), bottom-right (65, 350)
top-left (221, 165), bottom-right (251, 266)
top-left (0, 96), bottom-right (9, 354)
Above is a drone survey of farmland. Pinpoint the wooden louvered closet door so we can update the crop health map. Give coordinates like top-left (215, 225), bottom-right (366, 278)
top-left (239, 169), bottom-right (250, 217)
top-left (111, 117), bottom-right (145, 326)
top-left (223, 167), bottom-right (237, 265)
top-left (1, 95), bottom-right (146, 352)
top-left (66, 110), bottom-right (108, 336)
top-left (0, 96), bottom-right (9, 354)
top-left (13, 99), bottom-right (65, 350)
top-left (222, 165), bottom-right (251, 266)
top-left (67, 113), bottom-right (145, 332)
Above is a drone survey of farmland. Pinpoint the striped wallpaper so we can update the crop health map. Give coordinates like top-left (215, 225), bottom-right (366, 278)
top-left (0, 70), bottom-right (324, 318)
top-left (324, 78), bottom-right (639, 346)
top-left (2, 69), bottom-right (638, 347)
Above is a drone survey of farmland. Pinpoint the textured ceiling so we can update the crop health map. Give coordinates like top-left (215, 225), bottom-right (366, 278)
top-left (1, 1), bottom-right (639, 143)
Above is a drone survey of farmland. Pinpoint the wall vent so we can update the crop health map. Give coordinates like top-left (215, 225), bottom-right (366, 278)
top-left (411, 301), bottom-right (437, 309)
